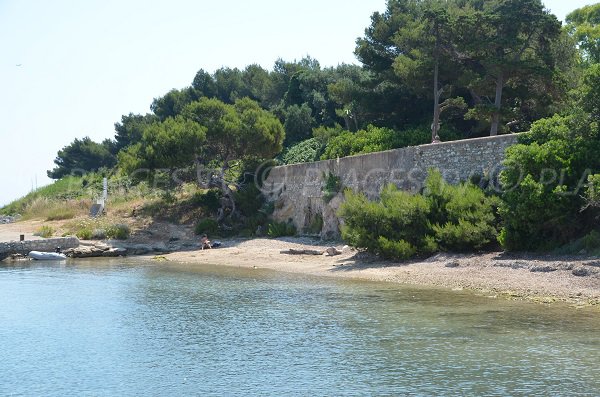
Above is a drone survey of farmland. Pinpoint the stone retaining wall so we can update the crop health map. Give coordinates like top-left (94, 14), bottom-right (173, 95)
top-left (263, 134), bottom-right (519, 238)
top-left (0, 237), bottom-right (80, 255)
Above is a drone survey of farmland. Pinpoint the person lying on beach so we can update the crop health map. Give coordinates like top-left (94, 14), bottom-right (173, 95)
top-left (200, 234), bottom-right (212, 250)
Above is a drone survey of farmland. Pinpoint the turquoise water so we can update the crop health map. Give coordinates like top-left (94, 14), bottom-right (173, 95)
top-left (0, 259), bottom-right (598, 396)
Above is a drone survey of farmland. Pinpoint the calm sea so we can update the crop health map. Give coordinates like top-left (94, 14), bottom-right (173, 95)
top-left (0, 259), bottom-right (598, 396)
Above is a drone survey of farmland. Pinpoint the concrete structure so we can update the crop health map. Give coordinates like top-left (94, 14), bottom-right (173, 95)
top-left (0, 237), bottom-right (80, 257)
top-left (262, 134), bottom-right (519, 238)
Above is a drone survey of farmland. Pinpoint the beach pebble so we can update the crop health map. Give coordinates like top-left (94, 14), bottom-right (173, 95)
top-left (572, 267), bottom-right (589, 277)
top-left (530, 265), bottom-right (557, 273)
top-left (325, 247), bottom-right (342, 256)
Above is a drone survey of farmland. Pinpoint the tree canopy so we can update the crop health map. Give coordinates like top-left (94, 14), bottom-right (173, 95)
top-left (566, 3), bottom-right (600, 65)
top-left (48, 137), bottom-right (116, 179)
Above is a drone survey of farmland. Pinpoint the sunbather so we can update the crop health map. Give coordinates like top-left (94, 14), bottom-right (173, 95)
top-left (200, 234), bottom-right (212, 250)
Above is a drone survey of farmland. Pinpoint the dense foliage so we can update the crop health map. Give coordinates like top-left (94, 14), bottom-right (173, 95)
top-left (339, 170), bottom-right (500, 259)
top-left (499, 113), bottom-right (600, 250)
top-left (281, 138), bottom-right (323, 165)
top-left (497, 60), bottom-right (600, 251)
top-left (321, 124), bottom-right (462, 159)
top-left (566, 3), bottom-right (600, 65)
top-left (48, 137), bottom-right (116, 179)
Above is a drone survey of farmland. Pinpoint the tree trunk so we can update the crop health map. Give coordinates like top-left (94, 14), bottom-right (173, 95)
top-left (432, 58), bottom-right (441, 143)
top-left (490, 71), bottom-right (504, 136)
top-left (342, 113), bottom-right (352, 131)
top-left (215, 165), bottom-right (236, 222)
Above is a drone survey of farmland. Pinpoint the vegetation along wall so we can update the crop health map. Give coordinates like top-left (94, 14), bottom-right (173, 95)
top-left (263, 134), bottom-right (519, 238)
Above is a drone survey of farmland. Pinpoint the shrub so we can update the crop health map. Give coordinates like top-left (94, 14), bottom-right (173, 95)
top-left (267, 221), bottom-right (297, 238)
top-left (92, 229), bottom-right (107, 240)
top-left (322, 173), bottom-right (342, 203)
top-left (339, 184), bottom-right (433, 256)
top-left (554, 230), bottom-right (600, 255)
top-left (76, 228), bottom-right (93, 240)
top-left (306, 214), bottom-right (323, 235)
top-left (195, 218), bottom-right (219, 236)
top-left (34, 225), bottom-right (54, 238)
top-left (321, 124), bottom-right (462, 160)
top-left (191, 189), bottom-right (221, 213)
top-left (585, 174), bottom-right (600, 210)
top-left (106, 224), bottom-right (130, 240)
top-left (234, 184), bottom-right (264, 217)
top-left (582, 230), bottom-right (600, 252)
top-left (425, 171), bottom-right (500, 251)
top-left (499, 110), bottom-right (600, 251)
top-left (281, 138), bottom-right (324, 165)
top-left (377, 237), bottom-right (417, 260)
top-left (338, 169), bottom-right (500, 259)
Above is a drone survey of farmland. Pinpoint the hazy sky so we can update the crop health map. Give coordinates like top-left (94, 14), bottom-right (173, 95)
top-left (0, 0), bottom-right (595, 206)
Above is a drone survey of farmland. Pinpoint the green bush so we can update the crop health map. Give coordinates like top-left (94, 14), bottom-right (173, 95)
top-left (306, 214), bottom-right (324, 235)
top-left (338, 169), bottom-right (500, 259)
top-left (195, 218), bottom-right (219, 236)
top-left (267, 221), bottom-right (297, 238)
top-left (234, 184), bottom-right (264, 217)
top-left (191, 189), bottom-right (221, 213)
top-left (499, 110), bottom-right (600, 251)
top-left (92, 229), bottom-right (107, 240)
top-left (322, 173), bottom-right (342, 203)
top-left (106, 224), bottom-right (130, 240)
top-left (34, 225), bottom-right (54, 238)
top-left (339, 184), bottom-right (433, 256)
top-left (321, 124), bottom-right (462, 160)
top-left (76, 228), bottom-right (93, 240)
top-left (582, 230), bottom-right (600, 251)
top-left (281, 138), bottom-right (324, 165)
top-left (585, 174), bottom-right (600, 209)
top-left (554, 230), bottom-right (600, 255)
top-left (377, 237), bottom-right (417, 260)
top-left (425, 171), bottom-right (500, 251)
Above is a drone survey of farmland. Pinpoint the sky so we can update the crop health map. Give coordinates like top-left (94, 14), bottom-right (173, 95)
top-left (0, 0), bottom-right (596, 207)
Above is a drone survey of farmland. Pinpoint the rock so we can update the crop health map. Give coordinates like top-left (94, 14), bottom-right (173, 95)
top-left (65, 246), bottom-right (103, 258)
top-left (321, 195), bottom-right (344, 239)
top-left (325, 247), bottom-right (342, 256)
top-left (445, 261), bottom-right (460, 268)
top-left (572, 267), bottom-right (590, 277)
top-left (94, 243), bottom-right (112, 251)
top-left (530, 265), bottom-right (557, 273)
top-left (583, 261), bottom-right (600, 268)
top-left (152, 242), bottom-right (169, 253)
top-left (280, 249), bottom-right (324, 255)
top-left (64, 243), bottom-right (126, 258)
top-left (102, 248), bottom-right (127, 257)
top-left (494, 261), bottom-right (528, 269)
top-left (0, 215), bottom-right (19, 224)
top-left (131, 246), bottom-right (151, 255)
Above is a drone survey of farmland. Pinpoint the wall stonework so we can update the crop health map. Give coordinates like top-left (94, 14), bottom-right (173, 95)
top-left (263, 134), bottom-right (519, 238)
top-left (0, 237), bottom-right (80, 255)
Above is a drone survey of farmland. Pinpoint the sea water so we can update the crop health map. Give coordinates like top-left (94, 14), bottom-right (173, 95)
top-left (0, 259), bottom-right (598, 396)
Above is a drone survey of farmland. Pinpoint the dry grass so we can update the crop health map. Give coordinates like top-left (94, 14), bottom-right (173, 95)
top-left (20, 197), bottom-right (92, 221)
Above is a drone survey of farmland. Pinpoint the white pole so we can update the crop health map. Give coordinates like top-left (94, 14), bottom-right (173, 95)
top-left (103, 178), bottom-right (108, 201)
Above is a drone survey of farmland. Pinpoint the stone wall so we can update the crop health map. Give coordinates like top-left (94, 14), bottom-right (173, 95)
top-left (0, 237), bottom-right (80, 255)
top-left (262, 134), bottom-right (519, 238)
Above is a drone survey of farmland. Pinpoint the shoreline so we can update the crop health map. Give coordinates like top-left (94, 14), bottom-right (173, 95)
top-left (1, 220), bottom-right (598, 307)
top-left (163, 237), bottom-right (600, 308)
